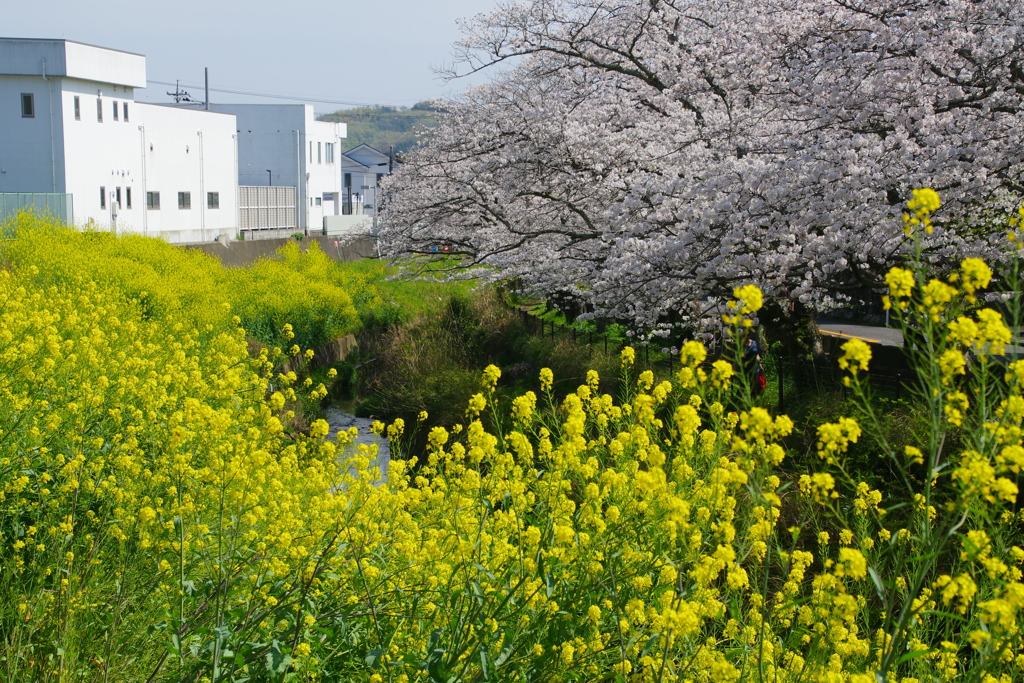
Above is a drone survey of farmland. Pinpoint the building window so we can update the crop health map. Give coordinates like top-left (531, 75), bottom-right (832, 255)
top-left (376, 173), bottom-right (385, 185)
top-left (325, 143), bottom-right (334, 163)
top-left (123, 102), bottom-right (129, 122)
top-left (126, 187), bottom-right (132, 209)
top-left (318, 142), bottom-right (322, 164)
top-left (113, 100), bottom-right (119, 121)
top-left (115, 187), bottom-right (122, 207)
top-left (21, 93), bottom-right (34, 118)
top-left (207, 192), bottom-right (219, 209)
top-left (147, 191), bottom-right (160, 209)
top-left (309, 141), bottom-right (313, 161)
top-left (315, 197), bottom-right (322, 207)
top-left (74, 96), bottom-right (80, 120)
top-left (100, 186), bottom-right (106, 209)
top-left (178, 192), bottom-right (191, 209)
top-left (344, 172), bottom-right (351, 188)
top-left (97, 98), bottom-right (103, 122)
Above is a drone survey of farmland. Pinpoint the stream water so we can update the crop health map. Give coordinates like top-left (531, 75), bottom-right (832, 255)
top-left (323, 406), bottom-right (391, 482)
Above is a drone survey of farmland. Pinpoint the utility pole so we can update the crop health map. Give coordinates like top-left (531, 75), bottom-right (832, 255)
top-left (204, 67), bottom-right (209, 110)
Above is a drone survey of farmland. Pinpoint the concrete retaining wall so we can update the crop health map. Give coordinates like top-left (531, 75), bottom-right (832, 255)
top-left (182, 235), bottom-right (376, 268)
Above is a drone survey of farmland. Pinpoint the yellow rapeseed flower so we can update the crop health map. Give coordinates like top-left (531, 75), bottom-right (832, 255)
top-left (838, 338), bottom-right (871, 376)
top-left (733, 284), bottom-right (763, 315)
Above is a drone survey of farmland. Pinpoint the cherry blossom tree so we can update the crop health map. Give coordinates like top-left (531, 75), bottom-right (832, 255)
top-left (381, 0), bottom-right (1024, 332)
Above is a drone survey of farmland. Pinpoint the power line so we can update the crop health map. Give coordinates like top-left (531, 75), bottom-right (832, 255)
top-left (318, 112), bottom-right (442, 120)
top-left (145, 79), bottom-right (442, 112)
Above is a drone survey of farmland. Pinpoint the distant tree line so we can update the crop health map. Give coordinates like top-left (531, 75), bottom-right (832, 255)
top-left (318, 101), bottom-right (444, 156)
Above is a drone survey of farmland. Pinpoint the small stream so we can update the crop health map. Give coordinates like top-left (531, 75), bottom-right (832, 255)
top-left (324, 406), bottom-right (391, 482)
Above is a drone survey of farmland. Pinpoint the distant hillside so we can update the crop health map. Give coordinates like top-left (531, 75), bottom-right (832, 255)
top-left (319, 102), bottom-right (444, 157)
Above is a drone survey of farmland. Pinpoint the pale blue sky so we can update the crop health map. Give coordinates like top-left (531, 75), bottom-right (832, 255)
top-left (6, 0), bottom-right (502, 111)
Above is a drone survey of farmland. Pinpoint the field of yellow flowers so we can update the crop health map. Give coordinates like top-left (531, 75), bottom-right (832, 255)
top-left (0, 214), bottom-right (384, 352)
top-left (3, 198), bottom-right (1024, 682)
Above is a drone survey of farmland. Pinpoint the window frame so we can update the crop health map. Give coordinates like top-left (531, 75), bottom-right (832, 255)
top-left (21, 93), bottom-right (34, 118)
top-left (113, 100), bottom-right (119, 121)
top-left (74, 96), bottom-right (80, 120)
top-left (97, 98), bottom-right (103, 122)
top-left (207, 191), bottom-right (219, 209)
top-left (100, 186), bottom-right (106, 210)
top-left (146, 191), bottom-right (160, 210)
top-left (123, 102), bottom-right (129, 122)
top-left (178, 191), bottom-right (191, 210)
top-left (126, 187), bottom-right (132, 209)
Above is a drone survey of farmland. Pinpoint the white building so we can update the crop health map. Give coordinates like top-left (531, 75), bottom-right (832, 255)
top-left (341, 144), bottom-right (393, 216)
top-left (206, 104), bottom-right (344, 235)
top-left (0, 37), bottom-right (238, 243)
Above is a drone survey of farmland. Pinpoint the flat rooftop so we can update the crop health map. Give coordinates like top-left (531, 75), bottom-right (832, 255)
top-left (0, 38), bottom-right (146, 88)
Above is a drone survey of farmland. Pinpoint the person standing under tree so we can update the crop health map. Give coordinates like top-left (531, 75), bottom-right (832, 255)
top-left (743, 332), bottom-right (767, 397)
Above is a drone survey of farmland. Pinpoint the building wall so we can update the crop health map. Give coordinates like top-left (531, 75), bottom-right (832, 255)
top-left (62, 41), bottom-right (146, 87)
top-left (209, 104), bottom-right (345, 234)
top-left (0, 74), bottom-right (66, 194)
top-left (58, 77), bottom-right (142, 229)
top-left (213, 104), bottom-right (305, 188)
top-left (305, 115), bottom-right (343, 230)
top-left (136, 104), bottom-right (238, 243)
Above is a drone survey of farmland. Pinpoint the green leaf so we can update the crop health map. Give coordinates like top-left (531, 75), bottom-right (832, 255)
top-left (493, 631), bottom-right (514, 667)
top-left (214, 625), bottom-right (232, 648)
top-left (894, 647), bottom-right (937, 667)
top-left (868, 566), bottom-right (887, 603)
top-left (427, 646), bottom-right (448, 681)
top-left (639, 634), bottom-right (661, 658)
top-left (480, 647), bottom-right (490, 680)
top-left (266, 640), bottom-right (290, 675)
top-left (365, 648), bottom-right (383, 668)
top-left (472, 563), bottom-right (498, 582)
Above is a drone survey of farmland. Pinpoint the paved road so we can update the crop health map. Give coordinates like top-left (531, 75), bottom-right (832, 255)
top-left (817, 320), bottom-right (904, 347)
top-left (818, 319), bottom-right (1024, 356)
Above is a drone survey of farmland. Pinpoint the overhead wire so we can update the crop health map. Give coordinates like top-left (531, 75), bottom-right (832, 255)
top-left (145, 79), bottom-right (445, 116)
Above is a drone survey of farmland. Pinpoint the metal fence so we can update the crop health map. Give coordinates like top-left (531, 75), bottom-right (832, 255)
top-left (238, 186), bottom-right (296, 234)
top-left (0, 193), bottom-right (73, 237)
top-left (507, 301), bottom-right (926, 412)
